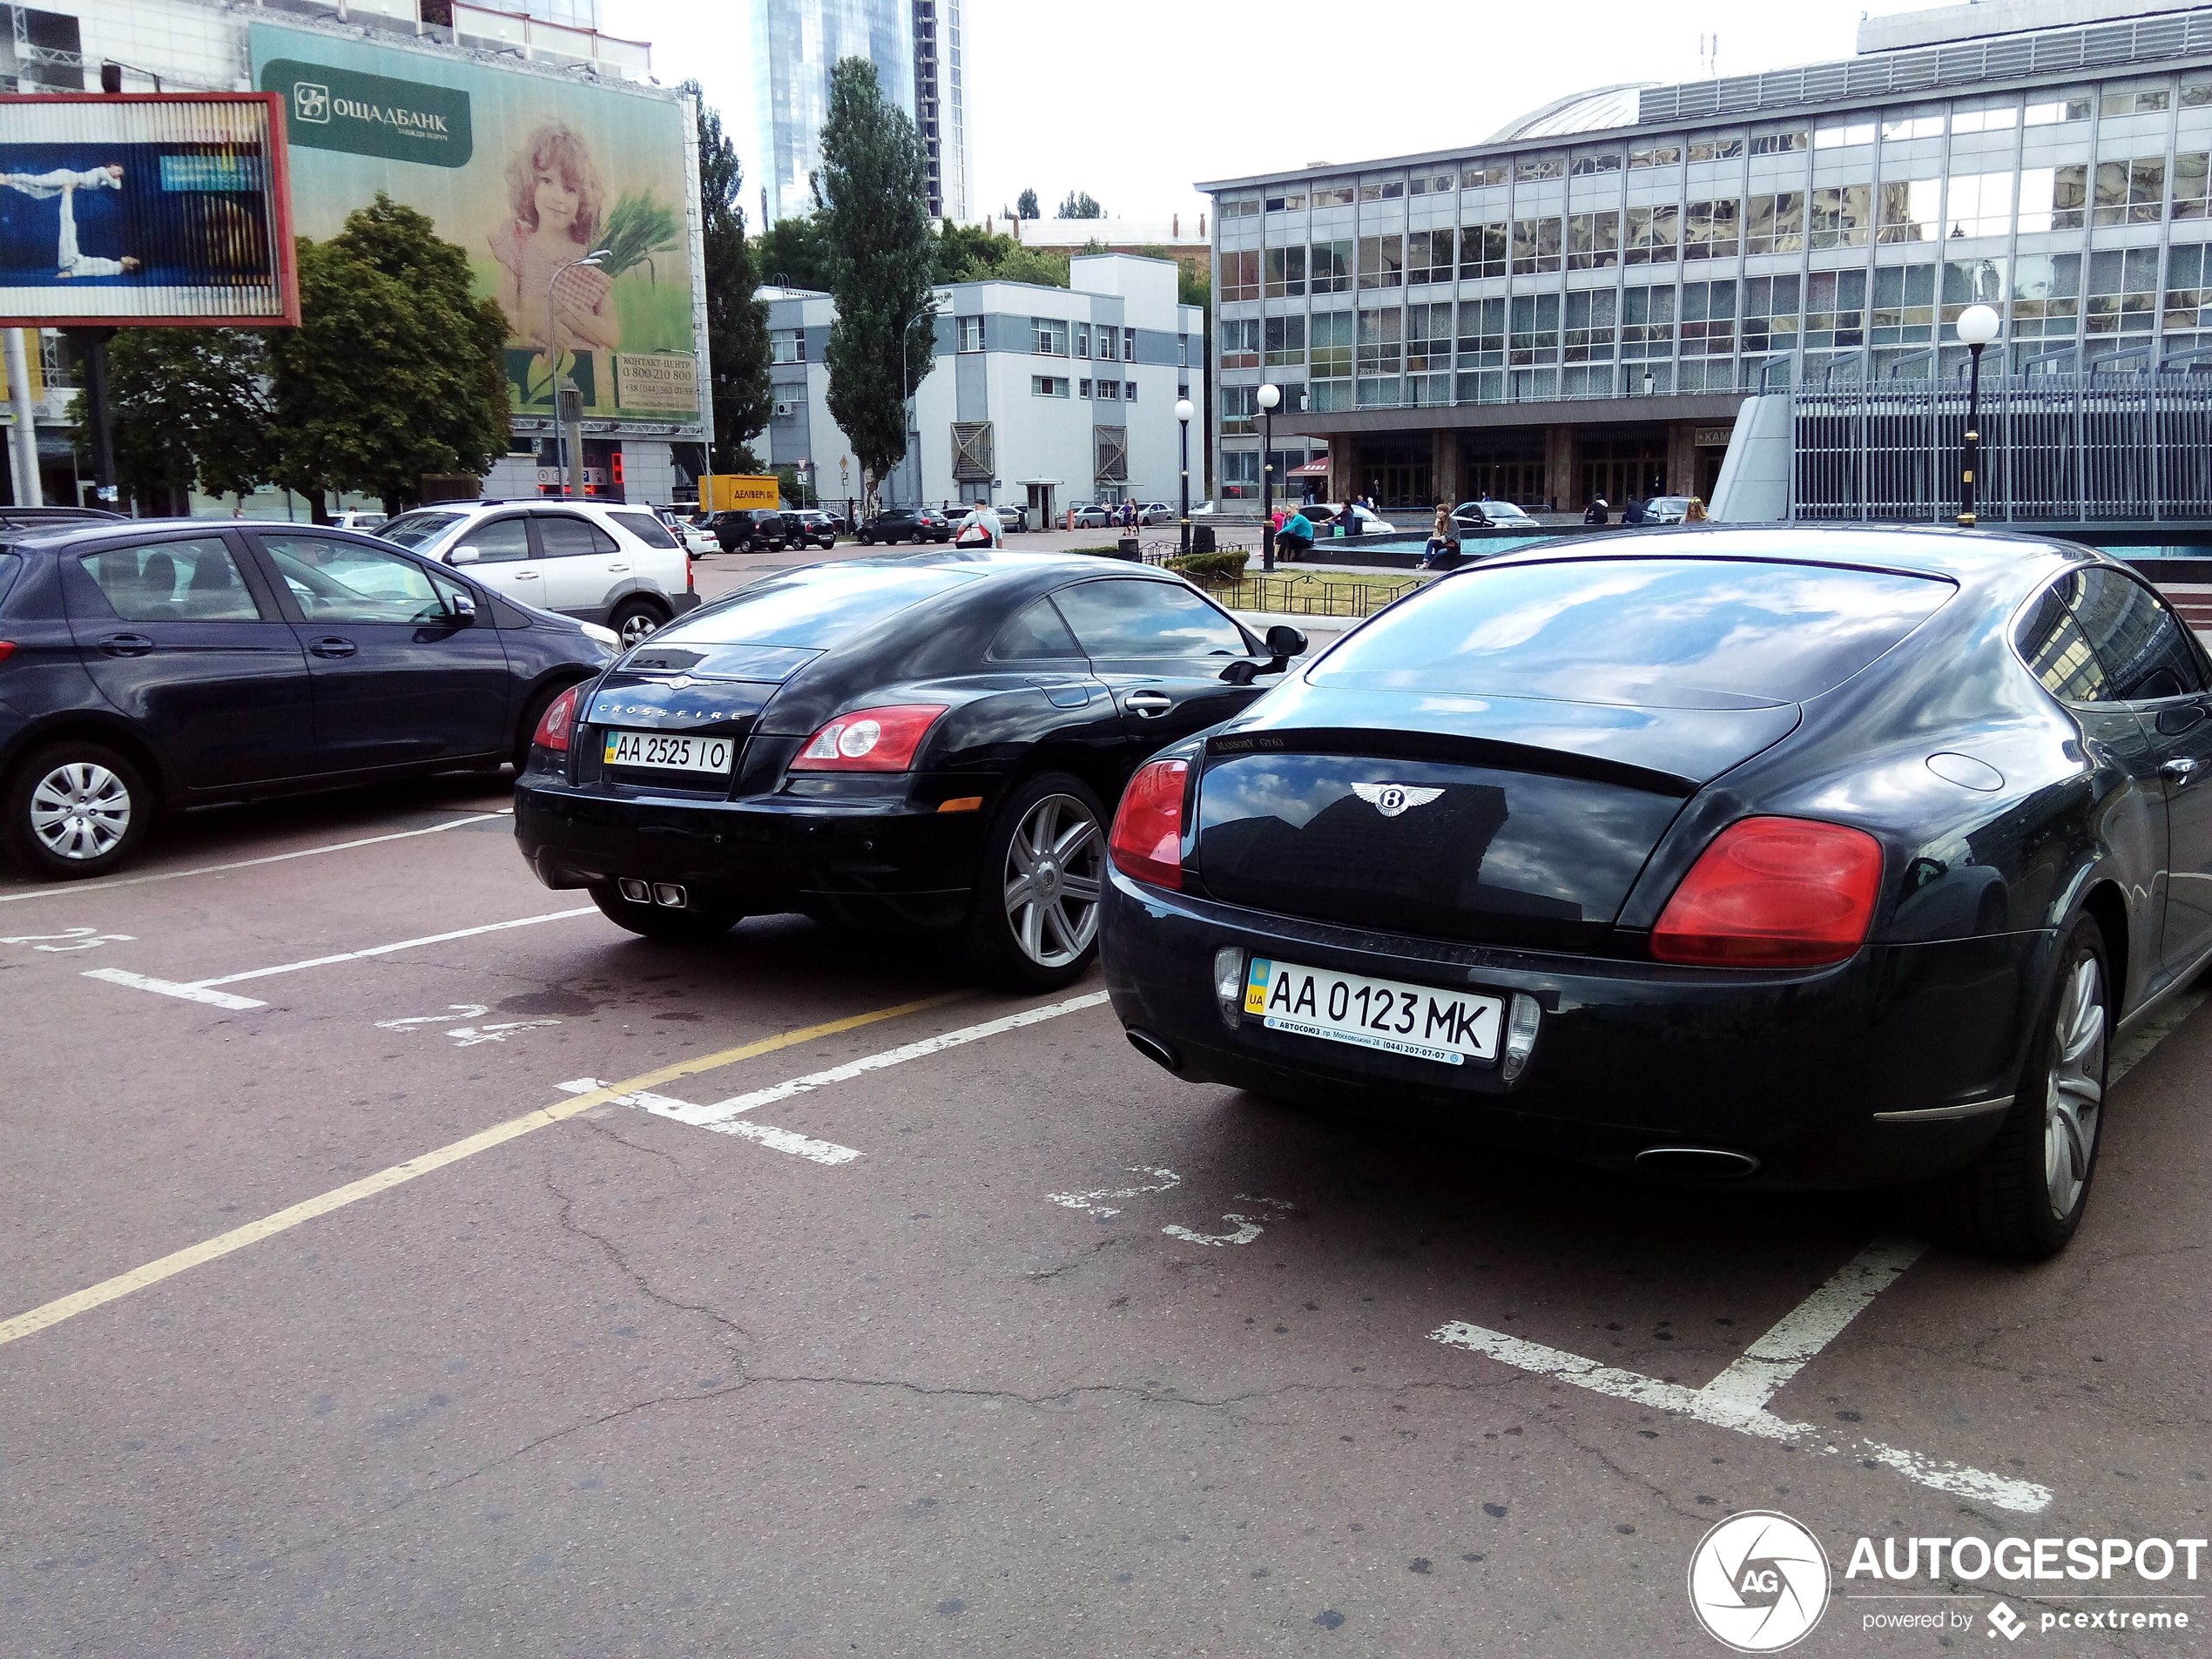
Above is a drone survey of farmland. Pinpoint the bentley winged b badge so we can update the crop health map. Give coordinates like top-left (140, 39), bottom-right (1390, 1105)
top-left (1350, 783), bottom-right (1445, 818)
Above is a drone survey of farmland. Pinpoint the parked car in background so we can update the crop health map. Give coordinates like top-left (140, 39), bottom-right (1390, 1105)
top-left (1452, 500), bottom-right (1541, 530)
top-left (378, 500), bottom-right (698, 648)
top-left (1068, 502), bottom-right (1116, 529)
top-left (1308, 502), bottom-right (1398, 536)
top-left (1137, 502), bottom-right (1177, 526)
top-left (0, 517), bottom-right (616, 879)
top-left (1642, 497), bottom-right (1693, 524)
top-left (857, 508), bottom-right (953, 545)
top-left (706, 509), bottom-right (790, 553)
top-left (513, 548), bottom-right (1307, 988)
top-left (328, 510), bottom-right (388, 534)
top-left (786, 509), bottom-right (841, 550)
top-left (994, 505), bottom-right (1028, 535)
top-left (658, 508), bottom-right (718, 556)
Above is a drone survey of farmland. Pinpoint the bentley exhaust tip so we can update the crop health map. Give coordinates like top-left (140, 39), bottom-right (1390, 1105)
top-left (1634, 1146), bottom-right (1762, 1179)
top-left (1124, 1028), bottom-right (1181, 1073)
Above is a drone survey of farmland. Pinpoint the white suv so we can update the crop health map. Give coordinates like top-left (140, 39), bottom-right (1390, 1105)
top-left (378, 500), bottom-right (698, 647)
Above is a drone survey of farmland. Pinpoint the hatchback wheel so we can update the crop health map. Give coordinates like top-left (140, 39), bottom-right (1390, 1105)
top-left (960, 772), bottom-right (1105, 990)
top-left (1931, 916), bottom-right (2109, 1258)
top-left (3, 741), bottom-right (152, 880)
top-left (609, 600), bottom-right (666, 648)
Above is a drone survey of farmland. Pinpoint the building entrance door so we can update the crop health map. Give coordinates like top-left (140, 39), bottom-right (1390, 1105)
top-left (1579, 432), bottom-right (1670, 509)
top-left (1461, 434), bottom-right (1546, 509)
top-left (1352, 440), bottom-right (1433, 511)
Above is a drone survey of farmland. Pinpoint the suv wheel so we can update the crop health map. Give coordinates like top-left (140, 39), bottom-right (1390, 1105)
top-left (608, 598), bottom-right (668, 648)
top-left (3, 741), bottom-right (152, 879)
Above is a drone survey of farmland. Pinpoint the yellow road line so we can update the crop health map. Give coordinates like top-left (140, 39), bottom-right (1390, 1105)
top-left (0, 992), bottom-right (965, 1350)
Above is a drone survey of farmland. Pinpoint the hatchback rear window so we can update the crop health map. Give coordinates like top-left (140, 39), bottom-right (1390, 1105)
top-left (0, 550), bottom-right (18, 605)
top-left (1313, 556), bottom-right (1955, 708)
top-left (653, 564), bottom-right (974, 649)
top-left (378, 511), bottom-right (462, 550)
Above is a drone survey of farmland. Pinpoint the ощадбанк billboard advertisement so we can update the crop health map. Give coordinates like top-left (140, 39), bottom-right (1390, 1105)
top-left (251, 23), bottom-right (702, 430)
top-left (0, 93), bottom-right (296, 327)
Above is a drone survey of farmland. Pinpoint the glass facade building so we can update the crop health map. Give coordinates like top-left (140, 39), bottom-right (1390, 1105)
top-left (736, 0), bottom-right (969, 227)
top-left (1199, 2), bottom-right (2212, 515)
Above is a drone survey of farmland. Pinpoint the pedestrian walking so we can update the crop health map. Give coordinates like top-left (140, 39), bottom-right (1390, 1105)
top-left (952, 501), bottom-right (1001, 549)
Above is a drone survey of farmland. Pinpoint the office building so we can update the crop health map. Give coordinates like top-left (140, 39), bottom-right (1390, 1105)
top-left (1197, 0), bottom-right (2212, 519)
top-left (734, 0), bottom-right (970, 226)
top-left (760, 254), bottom-right (1204, 523)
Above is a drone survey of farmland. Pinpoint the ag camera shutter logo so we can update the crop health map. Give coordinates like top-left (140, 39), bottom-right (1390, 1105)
top-left (293, 83), bottom-right (331, 125)
top-left (1688, 1511), bottom-right (1831, 1652)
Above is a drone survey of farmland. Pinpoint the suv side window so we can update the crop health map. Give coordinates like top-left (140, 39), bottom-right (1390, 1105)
top-left (2066, 566), bottom-right (2208, 702)
top-left (536, 513), bottom-right (620, 557)
top-left (609, 510), bottom-right (679, 549)
top-left (460, 515), bottom-right (532, 563)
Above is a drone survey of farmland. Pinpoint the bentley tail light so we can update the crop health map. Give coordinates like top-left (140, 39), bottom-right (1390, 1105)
top-left (1651, 816), bottom-right (1883, 968)
top-left (791, 704), bottom-right (949, 772)
top-left (1109, 759), bottom-right (1190, 890)
top-left (533, 683), bottom-right (582, 752)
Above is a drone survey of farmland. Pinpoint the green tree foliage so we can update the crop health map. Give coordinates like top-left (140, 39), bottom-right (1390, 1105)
top-left (815, 57), bottom-right (937, 497)
top-left (78, 327), bottom-right (273, 509)
top-left (266, 193), bottom-right (509, 516)
top-left (1015, 187), bottom-right (1040, 219)
top-left (755, 214), bottom-right (833, 293)
top-left (931, 220), bottom-right (1069, 288)
top-left (685, 82), bottom-right (772, 471)
top-left (1055, 190), bottom-right (1105, 219)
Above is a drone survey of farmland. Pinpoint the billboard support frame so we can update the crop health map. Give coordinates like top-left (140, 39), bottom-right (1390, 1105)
top-left (0, 91), bottom-right (300, 330)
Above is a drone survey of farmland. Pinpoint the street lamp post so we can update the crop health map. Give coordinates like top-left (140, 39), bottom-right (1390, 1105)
top-left (1174, 397), bottom-right (1194, 556)
top-left (546, 248), bottom-right (610, 497)
top-left (1257, 383), bottom-right (1280, 572)
top-left (1955, 304), bottom-right (2001, 529)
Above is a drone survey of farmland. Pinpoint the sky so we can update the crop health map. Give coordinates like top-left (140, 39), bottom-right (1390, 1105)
top-left (604, 0), bottom-right (1907, 224)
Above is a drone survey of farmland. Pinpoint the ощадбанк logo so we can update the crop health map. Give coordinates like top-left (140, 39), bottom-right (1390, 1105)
top-left (1689, 1511), bottom-right (1831, 1652)
top-left (292, 82), bottom-right (330, 124)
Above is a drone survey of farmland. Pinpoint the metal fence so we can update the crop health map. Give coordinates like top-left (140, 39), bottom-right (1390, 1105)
top-left (1793, 371), bottom-right (2212, 524)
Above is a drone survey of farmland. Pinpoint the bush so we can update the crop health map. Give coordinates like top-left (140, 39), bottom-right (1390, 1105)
top-left (1065, 544), bottom-right (1126, 556)
top-left (1165, 550), bottom-right (1251, 585)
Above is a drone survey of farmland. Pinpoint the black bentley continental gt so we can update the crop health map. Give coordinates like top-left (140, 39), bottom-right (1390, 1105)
top-left (513, 550), bottom-right (1305, 988)
top-left (1100, 525), bottom-right (2212, 1258)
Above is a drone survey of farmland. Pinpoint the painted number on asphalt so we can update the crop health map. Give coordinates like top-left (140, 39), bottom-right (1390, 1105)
top-left (2, 927), bottom-right (134, 953)
top-left (376, 1004), bottom-right (562, 1047)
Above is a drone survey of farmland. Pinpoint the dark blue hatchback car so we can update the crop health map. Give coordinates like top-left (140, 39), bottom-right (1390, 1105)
top-left (0, 518), bottom-right (617, 879)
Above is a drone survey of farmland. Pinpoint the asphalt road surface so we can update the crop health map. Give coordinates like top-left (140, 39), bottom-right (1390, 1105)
top-left (2, 770), bottom-right (2207, 1658)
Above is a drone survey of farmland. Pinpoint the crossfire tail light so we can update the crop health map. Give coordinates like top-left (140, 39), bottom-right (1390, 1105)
top-left (790, 705), bottom-right (949, 772)
top-left (1651, 815), bottom-right (1883, 968)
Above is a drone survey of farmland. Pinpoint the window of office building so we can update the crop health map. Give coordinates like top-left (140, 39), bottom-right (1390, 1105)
top-left (1312, 184), bottom-right (1356, 206)
top-left (1359, 179), bottom-right (1406, 200)
top-left (1404, 302), bottom-right (1452, 373)
top-left (2087, 247), bottom-right (2160, 335)
top-left (1124, 381), bottom-right (1137, 401)
top-left (1265, 245), bottom-right (1307, 296)
top-left (1743, 275), bottom-right (1800, 353)
top-left (1358, 234), bottom-right (1404, 290)
top-left (1804, 268), bottom-right (1867, 348)
top-left (1567, 211), bottom-right (1620, 269)
top-left (1310, 239), bottom-right (1353, 293)
top-left (1515, 156), bottom-right (1564, 181)
top-left (1220, 318), bottom-right (1259, 369)
top-left (1946, 171), bottom-right (2016, 238)
top-left (1459, 221), bottom-right (1508, 280)
top-left (2175, 152), bottom-right (2211, 219)
top-left (1951, 105), bottom-right (2017, 133)
top-left (1094, 379), bottom-right (1120, 400)
top-left (1508, 293), bottom-right (1561, 364)
top-left (1033, 317), bottom-right (1069, 355)
top-left (1264, 192), bottom-right (1307, 212)
top-left (1621, 286), bottom-right (1675, 358)
top-left (1310, 311), bottom-right (1353, 380)
top-left (1625, 204), bottom-right (1680, 264)
top-left (1406, 229), bottom-right (1454, 285)
top-left (1871, 264), bottom-right (1937, 343)
top-left (1221, 250), bottom-right (1258, 303)
top-left (1571, 152), bottom-right (1623, 176)
top-left (1511, 217), bottom-right (1562, 274)
top-left (1075, 321), bottom-right (1092, 358)
top-left (1684, 198), bottom-right (1741, 260)
top-left (1808, 184), bottom-right (1872, 248)
top-left (1123, 327), bottom-right (1136, 361)
top-left (1264, 315), bottom-right (1306, 367)
top-left (1095, 326), bottom-right (1117, 362)
top-left (1409, 172), bottom-right (1457, 194)
top-left (1033, 374), bottom-right (1069, 396)
top-left (2024, 95), bottom-right (2091, 125)
top-left (1460, 163), bottom-right (1510, 188)
top-left (2101, 87), bottom-right (2170, 118)
top-left (1219, 384), bottom-right (1256, 433)
top-left (1942, 256), bottom-right (2008, 325)
top-left (2023, 164), bottom-right (2083, 231)
top-left (2094, 156), bottom-right (2167, 226)
top-left (956, 315), bottom-right (983, 353)
top-left (1689, 135), bottom-right (1744, 161)
top-left (1681, 280), bottom-right (1737, 355)
top-left (1220, 449), bottom-right (1258, 495)
top-left (2165, 245), bottom-right (2212, 329)
top-left (1458, 297), bottom-right (1506, 368)
top-left (1746, 192), bottom-right (1805, 254)
top-left (1077, 378), bottom-right (1092, 398)
top-left (1878, 179), bottom-right (1941, 244)
top-left (1356, 307), bottom-right (1402, 375)
top-left (1814, 120), bottom-right (1876, 148)
top-left (1750, 130), bottom-right (1810, 155)
top-left (1564, 287), bottom-right (1617, 361)
top-left (770, 328), bottom-right (806, 363)
top-left (1629, 144), bottom-right (1681, 170)
top-left (2013, 252), bottom-right (2081, 336)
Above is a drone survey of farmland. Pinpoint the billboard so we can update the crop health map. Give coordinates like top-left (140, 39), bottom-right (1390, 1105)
top-left (250, 24), bottom-right (705, 432)
top-left (0, 93), bottom-right (298, 327)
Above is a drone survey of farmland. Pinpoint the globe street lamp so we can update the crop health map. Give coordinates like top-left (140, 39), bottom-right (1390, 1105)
top-left (1175, 397), bottom-right (1195, 556)
top-left (547, 247), bottom-right (610, 497)
top-left (1257, 382), bottom-right (1280, 572)
top-left (1956, 303), bottom-right (2001, 529)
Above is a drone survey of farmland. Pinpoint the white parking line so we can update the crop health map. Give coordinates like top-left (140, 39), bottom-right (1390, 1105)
top-left (556, 1078), bottom-right (860, 1165)
top-left (0, 811), bottom-right (510, 905)
top-left (81, 907), bottom-right (597, 1009)
top-left (1431, 1234), bottom-right (2053, 1514)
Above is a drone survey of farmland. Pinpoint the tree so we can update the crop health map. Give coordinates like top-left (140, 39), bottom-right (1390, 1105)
top-left (930, 221), bottom-right (1069, 288)
top-left (266, 193), bottom-right (509, 517)
top-left (755, 213), bottom-right (834, 293)
top-left (76, 327), bottom-right (273, 512)
top-left (1055, 190), bottom-right (1104, 219)
top-left (685, 81), bottom-right (772, 472)
top-left (815, 57), bottom-right (937, 503)
top-left (1015, 187), bottom-right (1040, 219)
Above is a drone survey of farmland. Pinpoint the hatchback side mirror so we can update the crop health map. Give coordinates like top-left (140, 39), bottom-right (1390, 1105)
top-left (448, 544), bottom-right (482, 565)
top-left (447, 590), bottom-right (478, 624)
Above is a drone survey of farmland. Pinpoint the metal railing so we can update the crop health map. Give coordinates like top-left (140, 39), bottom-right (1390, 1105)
top-left (1196, 573), bottom-right (1422, 617)
top-left (1793, 370), bottom-right (2212, 523)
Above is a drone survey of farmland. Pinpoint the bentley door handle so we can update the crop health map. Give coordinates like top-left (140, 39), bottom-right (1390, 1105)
top-left (1124, 691), bottom-right (1174, 718)
top-left (2161, 757), bottom-right (2201, 779)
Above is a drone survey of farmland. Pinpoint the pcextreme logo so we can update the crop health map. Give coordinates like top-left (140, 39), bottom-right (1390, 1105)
top-left (1688, 1511), bottom-right (1831, 1652)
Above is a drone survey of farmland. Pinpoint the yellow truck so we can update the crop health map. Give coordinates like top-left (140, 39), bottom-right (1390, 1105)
top-left (698, 474), bottom-right (783, 511)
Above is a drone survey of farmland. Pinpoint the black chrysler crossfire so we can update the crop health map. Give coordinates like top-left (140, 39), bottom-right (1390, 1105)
top-left (512, 550), bottom-right (1305, 988)
top-left (1099, 525), bottom-right (2212, 1258)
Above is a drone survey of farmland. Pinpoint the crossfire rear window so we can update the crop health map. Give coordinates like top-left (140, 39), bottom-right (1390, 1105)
top-left (1314, 557), bottom-right (1955, 708)
top-left (654, 563), bottom-right (974, 650)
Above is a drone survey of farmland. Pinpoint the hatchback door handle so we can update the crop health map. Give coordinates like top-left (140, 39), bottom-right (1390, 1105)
top-left (307, 637), bottom-right (357, 658)
top-left (1124, 690), bottom-right (1174, 718)
top-left (95, 632), bottom-right (154, 658)
top-left (2162, 756), bottom-right (2201, 779)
